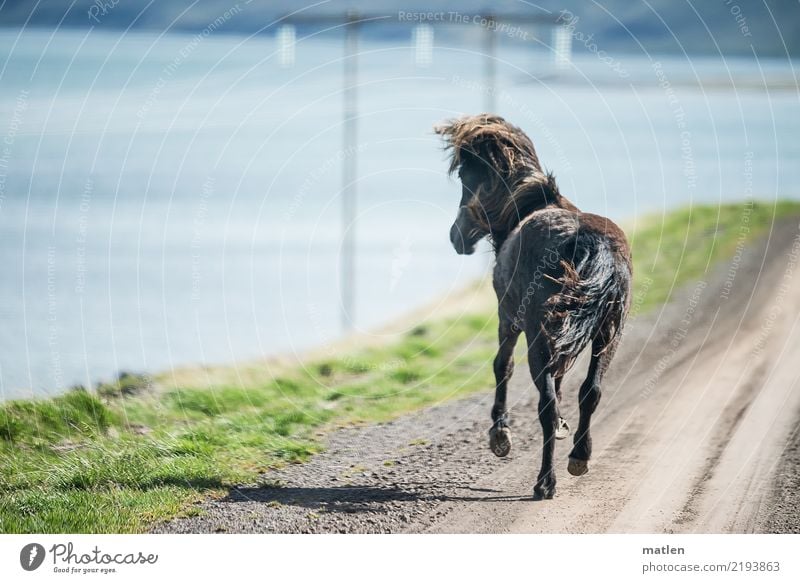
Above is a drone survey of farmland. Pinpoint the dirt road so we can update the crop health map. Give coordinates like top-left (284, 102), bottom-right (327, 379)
top-left (159, 217), bottom-right (800, 534)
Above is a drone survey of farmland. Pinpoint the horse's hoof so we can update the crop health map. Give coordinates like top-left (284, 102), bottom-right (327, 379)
top-left (533, 480), bottom-right (556, 500)
top-left (555, 417), bottom-right (570, 440)
top-left (489, 425), bottom-right (512, 457)
top-left (567, 457), bottom-right (589, 476)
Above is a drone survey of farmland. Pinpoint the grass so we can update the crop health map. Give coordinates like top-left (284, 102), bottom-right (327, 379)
top-left (0, 314), bottom-right (498, 533)
top-left (629, 200), bottom-right (800, 313)
top-left (1, 200), bottom-right (798, 533)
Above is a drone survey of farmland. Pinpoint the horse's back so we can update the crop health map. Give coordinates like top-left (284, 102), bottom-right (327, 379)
top-left (516, 208), bottom-right (628, 255)
top-left (494, 207), bottom-right (631, 361)
top-left (496, 207), bottom-right (630, 280)
top-left (493, 207), bottom-right (582, 320)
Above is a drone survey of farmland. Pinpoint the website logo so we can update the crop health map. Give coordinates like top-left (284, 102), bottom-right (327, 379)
top-left (20, 543), bottom-right (46, 571)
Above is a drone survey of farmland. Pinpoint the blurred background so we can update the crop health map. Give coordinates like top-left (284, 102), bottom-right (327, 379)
top-left (0, 0), bottom-right (798, 399)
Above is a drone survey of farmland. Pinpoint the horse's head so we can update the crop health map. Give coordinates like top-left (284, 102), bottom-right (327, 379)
top-left (435, 114), bottom-right (542, 254)
top-left (446, 154), bottom-right (489, 255)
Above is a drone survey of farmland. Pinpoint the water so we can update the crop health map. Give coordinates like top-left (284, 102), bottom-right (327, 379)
top-left (1, 28), bottom-right (798, 398)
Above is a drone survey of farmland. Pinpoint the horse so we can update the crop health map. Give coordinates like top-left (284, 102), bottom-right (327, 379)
top-left (435, 114), bottom-right (632, 499)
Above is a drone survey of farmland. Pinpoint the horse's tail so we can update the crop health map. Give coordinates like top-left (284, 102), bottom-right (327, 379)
top-left (543, 233), bottom-right (631, 377)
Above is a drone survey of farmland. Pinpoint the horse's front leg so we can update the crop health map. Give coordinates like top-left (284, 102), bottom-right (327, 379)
top-left (528, 336), bottom-right (559, 499)
top-left (488, 321), bottom-right (520, 457)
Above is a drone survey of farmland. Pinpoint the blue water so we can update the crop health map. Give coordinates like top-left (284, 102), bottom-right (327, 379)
top-left (1, 28), bottom-right (798, 398)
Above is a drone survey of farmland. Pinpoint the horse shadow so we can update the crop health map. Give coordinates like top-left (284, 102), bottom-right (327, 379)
top-left (221, 481), bottom-right (531, 514)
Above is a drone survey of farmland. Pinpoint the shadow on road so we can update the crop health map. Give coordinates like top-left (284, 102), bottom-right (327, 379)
top-left (221, 482), bottom-right (532, 514)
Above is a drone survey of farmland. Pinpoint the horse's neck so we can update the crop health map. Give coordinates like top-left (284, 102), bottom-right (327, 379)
top-left (556, 195), bottom-right (580, 213)
top-left (491, 195), bottom-right (580, 254)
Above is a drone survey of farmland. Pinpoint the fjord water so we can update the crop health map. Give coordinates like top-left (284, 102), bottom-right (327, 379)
top-left (0, 28), bottom-right (797, 398)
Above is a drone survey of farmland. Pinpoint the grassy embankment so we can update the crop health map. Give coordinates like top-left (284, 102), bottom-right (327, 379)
top-left (1, 201), bottom-right (798, 533)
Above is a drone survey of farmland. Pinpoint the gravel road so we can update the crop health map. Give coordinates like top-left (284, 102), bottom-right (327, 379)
top-left (157, 217), bottom-right (800, 534)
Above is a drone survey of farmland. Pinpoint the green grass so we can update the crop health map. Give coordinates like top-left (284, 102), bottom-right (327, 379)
top-left (629, 200), bottom-right (800, 313)
top-left (1, 200), bottom-right (798, 533)
top-left (0, 314), bottom-right (498, 533)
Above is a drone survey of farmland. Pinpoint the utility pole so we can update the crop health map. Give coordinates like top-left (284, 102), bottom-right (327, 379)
top-left (341, 11), bottom-right (358, 331)
top-left (279, 10), bottom-right (562, 333)
top-left (482, 13), bottom-right (497, 112)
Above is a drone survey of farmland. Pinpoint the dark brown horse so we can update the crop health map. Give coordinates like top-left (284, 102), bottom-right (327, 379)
top-left (436, 114), bottom-right (632, 499)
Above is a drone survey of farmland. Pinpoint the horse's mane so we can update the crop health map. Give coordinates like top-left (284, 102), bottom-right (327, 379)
top-left (435, 113), bottom-right (576, 246)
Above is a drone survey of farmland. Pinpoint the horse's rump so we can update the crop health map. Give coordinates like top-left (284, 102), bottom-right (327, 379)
top-left (496, 209), bottom-right (630, 377)
top-left (542, 226), bottom-right (631, 377)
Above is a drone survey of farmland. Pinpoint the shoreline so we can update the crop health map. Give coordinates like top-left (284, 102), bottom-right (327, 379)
top-left (2, 199), bottom-right (799, 533)
top-left (0, 273), bottom-right (496, 404)
top-left (161, 276), bottom-right (496, 394)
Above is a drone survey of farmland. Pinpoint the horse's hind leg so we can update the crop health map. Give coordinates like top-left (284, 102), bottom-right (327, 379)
top-left (554, 376), bottom-right (570, 440)
top-left (528, 333), bottom-right (560, 500)
top-left (488, 320), bottom-right (520, 457)
top-left (568, 331), bottom-right (621, 476)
